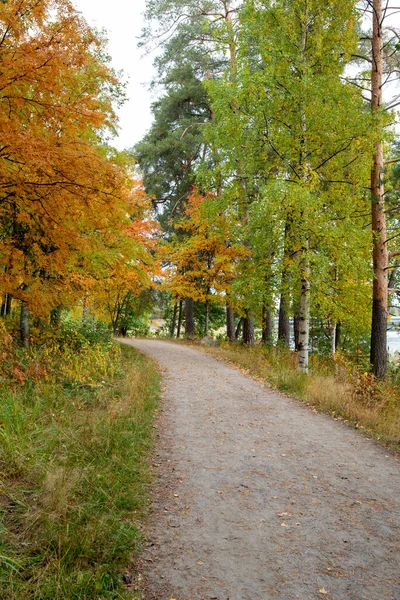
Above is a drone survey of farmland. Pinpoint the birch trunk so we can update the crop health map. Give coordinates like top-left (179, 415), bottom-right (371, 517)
top-left (370, 0), bottom-right (388, 379)
top-left (297, 260), bottom-right (310, 373)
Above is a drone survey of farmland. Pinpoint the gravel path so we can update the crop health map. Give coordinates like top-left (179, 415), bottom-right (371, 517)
top-left (121, 339), bottom-right (400, 600)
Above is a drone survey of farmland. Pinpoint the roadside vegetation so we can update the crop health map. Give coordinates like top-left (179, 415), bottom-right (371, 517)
top-left (0, 320), bottom-right (160, 600)
top-left (196, 342), bottom-right (400, 452)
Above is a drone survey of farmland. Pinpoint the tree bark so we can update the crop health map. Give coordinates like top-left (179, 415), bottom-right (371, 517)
top-left (5, 294), bottom-right (12, 315)
top-left (204, 300), bottom-right (209, 336)
top-left (370, 0), bottom-right (388, 379)
top-left (170, 302), bottom-right (178, 338)
top-left (293, 313), bottom-right (300, 351)
top-left (242, 310), bottom-right (255, 345)
top-left (1, 294), bottom-right (7, 317)
top-left (235, 317), bottom-right (243, 340)
top-left (20, 301), bottom-right (30, 349)
top-left (261, 305), bottom-right (273, 344)
top-left (278, 219), bottom-right (292, 346)
top-left (226, 305), bottom-right (236, 342)
top-left (177, 300), bottom-right (183, 339)
top-left (185, 298), bottom-right (195, 338)
top-left (297, 261), bottom-right (310, 373)
top-left (335, 321), bottom-right (341, 351)
top-left (278, 292), bottom-right (290, 346)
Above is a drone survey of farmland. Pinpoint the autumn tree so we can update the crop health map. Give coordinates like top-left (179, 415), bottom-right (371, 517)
top-left (0, 1), bottom-right (157, 345)
top-left (162, 190), bottom-right (247, 336)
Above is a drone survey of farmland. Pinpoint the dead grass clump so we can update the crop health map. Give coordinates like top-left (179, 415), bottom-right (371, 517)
top-left (305, 376), bottom-right (350, 415)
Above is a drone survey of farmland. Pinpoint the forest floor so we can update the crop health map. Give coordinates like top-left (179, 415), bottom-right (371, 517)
top-left (120, 339), bottom-right (400, 600)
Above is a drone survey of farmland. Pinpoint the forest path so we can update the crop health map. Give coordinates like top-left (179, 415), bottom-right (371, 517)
top-left (120, 339), bottom-right (400, 600)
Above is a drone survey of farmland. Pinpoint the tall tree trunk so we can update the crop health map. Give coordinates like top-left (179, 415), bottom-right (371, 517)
top-left (335, 321), bottom-right (341, 351)
top-left (278, 219), bottom-right (292, 346)
top-left (261, 305), bottom-right (273, 344)
top-left (170, 302), bottom-right (178, 338)
top-left (204, 300), bottom-right (209, 336)
top-left (278, 290), bottom-right (290, 345)
top-left (5, 293), bottom-right (12, 315)
top-left (328, 321), bottom-right (336, 355)
top-left (235, 317), bottom-right (243, 340)
top-left (370, 0), bottom-right (388, 379)
top-left (1, 294), bottom-right (7, 317)
top-left (20, 301), bottom-right (30, 349)
top-left (242, 310), bottom-right (255, 345)
top-left (177, 300), bottom-right (183, 339)
top-left (297, 260), bottom-right (310, 373)
top-left (185, 298), bottom-right (195, 338)
top-left (293, 313), bottom-right (300, 351)
top-left (226, 304), bottom-right (236, 342)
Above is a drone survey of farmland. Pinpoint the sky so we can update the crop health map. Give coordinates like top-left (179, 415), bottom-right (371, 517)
top-left (72, 0), bottom-right (156, 150)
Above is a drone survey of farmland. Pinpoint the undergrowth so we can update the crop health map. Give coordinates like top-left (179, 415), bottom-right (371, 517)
top-left (197, 343), bottom-right (400, 452)
top-left (0, 327), bottom-right (160, 600)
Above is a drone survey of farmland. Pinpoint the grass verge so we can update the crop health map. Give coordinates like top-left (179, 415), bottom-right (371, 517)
top-left (196, 343), bottom-right (400, 452)
top-left (0, 343), bottom-right (160, 599)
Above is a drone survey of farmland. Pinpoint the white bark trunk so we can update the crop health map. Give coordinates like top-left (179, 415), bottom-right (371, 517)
top-left (297, 261), bottom-right (310, 374)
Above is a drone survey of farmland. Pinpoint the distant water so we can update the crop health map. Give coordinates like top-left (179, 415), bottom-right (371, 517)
top-left (388, 331), bottom-right (400, 355)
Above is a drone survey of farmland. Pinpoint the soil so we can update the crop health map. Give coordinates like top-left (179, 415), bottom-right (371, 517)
top-left (121, 339), bottom-right (400, 600)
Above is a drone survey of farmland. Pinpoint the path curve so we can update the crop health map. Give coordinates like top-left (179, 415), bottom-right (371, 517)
top-left (121, 339), bottom-right (400, 600)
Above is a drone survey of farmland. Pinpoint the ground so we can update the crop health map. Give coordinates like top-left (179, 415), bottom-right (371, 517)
top-left (120, 339), bottom-right (400, 600)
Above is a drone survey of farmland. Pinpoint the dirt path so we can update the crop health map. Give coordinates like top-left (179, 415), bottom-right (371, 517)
top-left (121, 339), bottom-right (400, 600)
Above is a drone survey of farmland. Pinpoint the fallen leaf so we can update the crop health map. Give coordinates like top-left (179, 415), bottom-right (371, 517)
top-left (197, 561), bottom-right (204, 565)
top-left (319, 587), bottom-right (329, 595)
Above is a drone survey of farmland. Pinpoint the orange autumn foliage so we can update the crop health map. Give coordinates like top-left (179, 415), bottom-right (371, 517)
top-left (162, 190), bottom-right (248, 304)
top-left (0, 1), bottom-right (158, 318)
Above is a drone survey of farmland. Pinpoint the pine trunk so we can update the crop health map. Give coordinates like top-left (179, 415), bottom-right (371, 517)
top-left (185, 298), bottom-right (195, 338)
top-left (370, 0), bottom-right (388, 379)
top-left (226, 305), bottom-right (236, 342)
top-left (20, 301), bottom-right (30, 349)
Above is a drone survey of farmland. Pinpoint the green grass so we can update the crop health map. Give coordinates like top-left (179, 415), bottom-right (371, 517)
top-left (0, 344), bottom-right (160, 599)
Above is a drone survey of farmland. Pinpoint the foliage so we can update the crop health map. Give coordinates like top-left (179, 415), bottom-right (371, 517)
top-left (0, 1), bottom-right (158, 335)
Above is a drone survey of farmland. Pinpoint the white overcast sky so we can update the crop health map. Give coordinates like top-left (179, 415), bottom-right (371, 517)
top-left (72, 0), bottom-right (156, 150)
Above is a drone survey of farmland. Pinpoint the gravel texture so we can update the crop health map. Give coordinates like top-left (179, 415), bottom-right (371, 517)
top-left (120, 339), bottom-right (400, 600)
